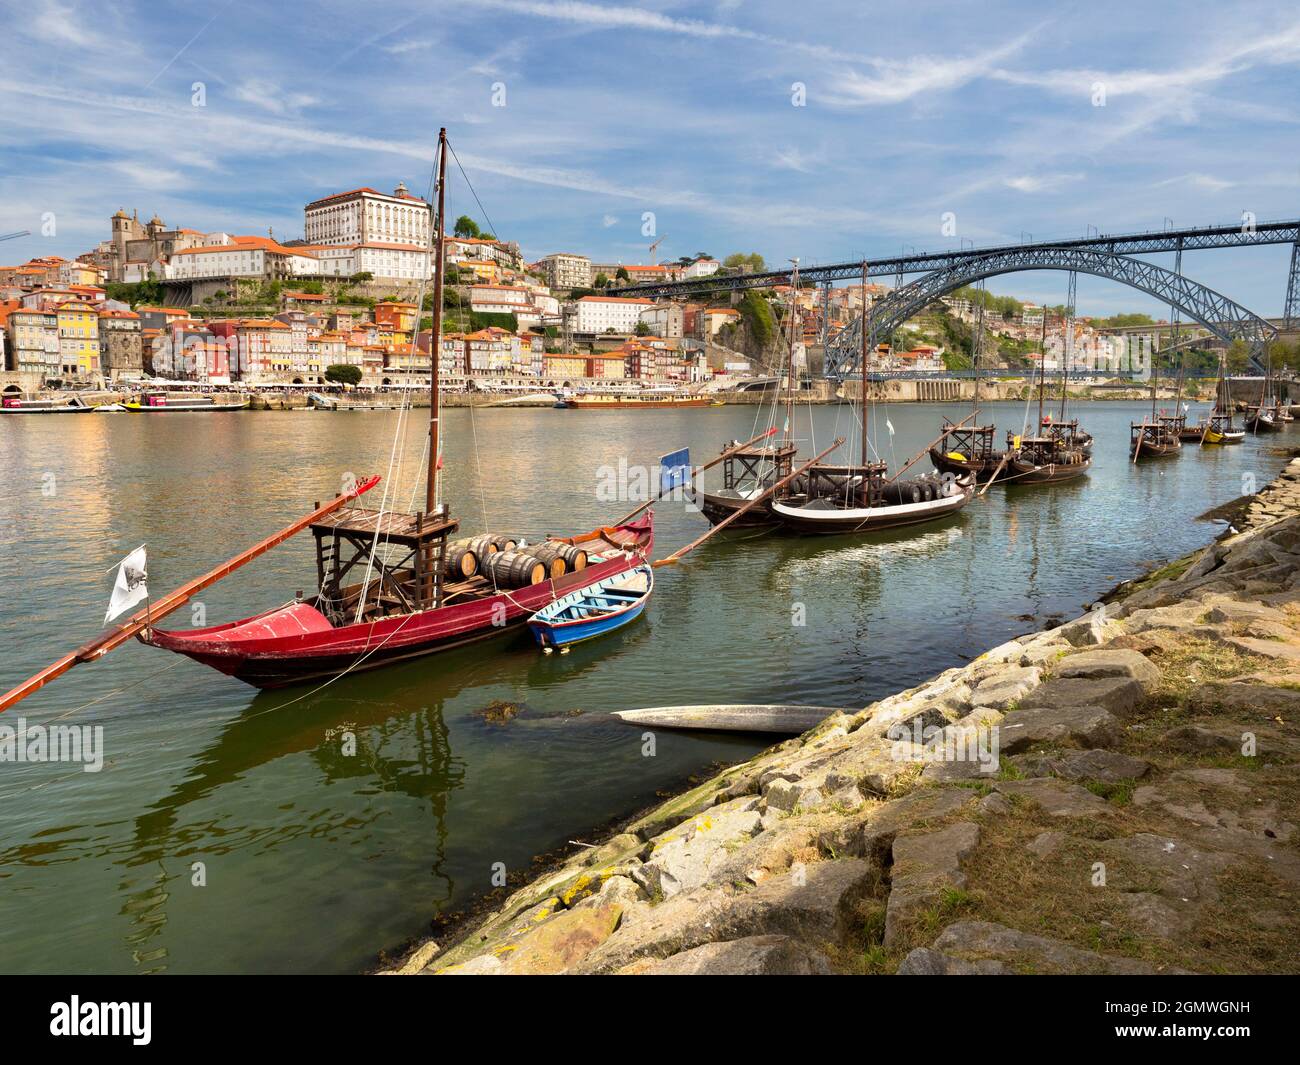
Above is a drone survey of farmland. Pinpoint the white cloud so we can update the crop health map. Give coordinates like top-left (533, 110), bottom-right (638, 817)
top-left (773, 147), bottom-right (817, 173)
top-left (230, 79), bottom-right (319, 116)
top-left (994, 20), bottom-right (1300, 101)
top-left (467, 0), bottom-right (874, 64)
top-left (383, 38), bottom-right (436, 54)
top-left (826, 35), bottom-right (1036, 106)
top-left (601, 214), bottom-right (618, 227)
top-left (27, 0), bottom-right (111, 49)
top-left (1003, 173), bottom-right (1085, 193)
top-left (108, 161), bottom-right (187, 189)
top-left (1152, 172), bottom-right (1235, 192)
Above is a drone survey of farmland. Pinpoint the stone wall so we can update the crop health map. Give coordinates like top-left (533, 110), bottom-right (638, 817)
top-left (383, 457), bottom-right (1300, 976)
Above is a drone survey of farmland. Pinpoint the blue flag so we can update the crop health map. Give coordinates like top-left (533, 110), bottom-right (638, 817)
top-left (660, 447), bottom-right (690, 493)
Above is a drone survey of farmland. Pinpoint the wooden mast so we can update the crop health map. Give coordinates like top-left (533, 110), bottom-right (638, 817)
top-left (1058, 300), bottom-right (1069, 423)
top-left (426, 127), bottom-right (448, 516)
top-left (1036, 305), bottom-right (1047, 431)
top-left (860, 260), bottom-right (869, 470)
top-left (784, 260), bottom-right (799, 448)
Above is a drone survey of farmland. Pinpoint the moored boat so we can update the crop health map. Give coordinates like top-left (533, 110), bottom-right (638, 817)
top-left (565, 393), bottom-right (709, 409)
top-left (126, 392), bottom-right (250, 412)
top-left (771, 466), bottom-right (974, 534)
top-left (1, 395), bottom-right (94, 414)
top-left (1246, 405), bottom-right (1281, 433)
top-left (527, 563), bottom-right (653, 651)
top-left (1002, 433), bottom-right (1092, 484)
top-left (1130, 419), bottom-right (1182, 459)
top-left (147, 515), bottom-right (652, 686)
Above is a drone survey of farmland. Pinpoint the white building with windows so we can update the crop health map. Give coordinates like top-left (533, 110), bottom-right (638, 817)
top-left (165, 236), bottom-right (320, 280)
top-left (575, 295), bottom-right (654, 334)
top-left (303, 184), bottom-right (432, 249)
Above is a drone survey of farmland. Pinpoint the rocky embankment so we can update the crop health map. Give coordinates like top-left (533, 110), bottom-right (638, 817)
top-left (388, 459), bottom-right (1300, 976)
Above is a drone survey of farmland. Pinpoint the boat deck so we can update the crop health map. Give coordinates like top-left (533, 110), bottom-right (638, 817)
top-left (309, 507), bottom-right (459, 546)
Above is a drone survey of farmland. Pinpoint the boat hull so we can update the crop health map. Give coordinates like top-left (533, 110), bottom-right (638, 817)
top-left (1005, 455), bottom-right (1092, 485)
top-left (770, 482), bottom-right (972, 535)
top-left (0, 400), bottom-right (94, 414)
top-left (566, 396), bottom-right (709, 409)
top-left (697, 488), bottom-right (779, 528)
top-left (146, 515), bottom-right (653, 688)
top-left (126, 400), bottom-right (250, 412)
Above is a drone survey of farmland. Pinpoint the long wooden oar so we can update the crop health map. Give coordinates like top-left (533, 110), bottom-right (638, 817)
top-left (886, 411), bottom-right (978, 485)
top-left (0, 475), bottom-right (382, 714)
top-left (979, 450), bottom-right (1012, 496)
top-left (612, 426), bottom-right (779, 527)
top-left (654, 437), bottom-right (845, 566)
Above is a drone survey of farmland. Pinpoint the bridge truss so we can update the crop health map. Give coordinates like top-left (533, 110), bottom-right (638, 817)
top-left (823, 247), bottom-right (1279, 379)
top-left (609, 219), bottom-right (1300, 299)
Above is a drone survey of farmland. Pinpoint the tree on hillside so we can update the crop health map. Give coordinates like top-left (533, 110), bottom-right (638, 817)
top-left (724, 252), bottom-right (766, 274)
top-left (634, 320), bottom-right (650, 336)
top-left (616, 266), bottom-right (630, 281)
top-left (594, 272), bottom-right (610, 289)
top-left (739, 289), bottom-right (774, 349)
top-left (454, 216), bottom-right (481, 238)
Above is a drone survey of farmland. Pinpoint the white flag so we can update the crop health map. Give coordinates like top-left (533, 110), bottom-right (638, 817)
top-left (105, 546), bottom-right (148, 624)
top-left (886, 417), bottom-right (895, 436)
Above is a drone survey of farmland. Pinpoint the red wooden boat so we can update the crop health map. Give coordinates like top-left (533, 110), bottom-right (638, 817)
top-left (144, 517), bottom-right (652, 688)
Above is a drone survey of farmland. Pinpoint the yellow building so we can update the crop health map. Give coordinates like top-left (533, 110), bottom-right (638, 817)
top-left (55, 300), bottom-right (100, 376)
top-left (457, 259), bottom-right (499, 283)
top-left (542, 353), bottom-right (587, 379)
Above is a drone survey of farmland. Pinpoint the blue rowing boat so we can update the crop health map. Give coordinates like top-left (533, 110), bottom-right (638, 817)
top-left (527, 563), bottom-right (653, 651)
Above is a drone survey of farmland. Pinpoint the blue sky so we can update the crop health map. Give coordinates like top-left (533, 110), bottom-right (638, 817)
top-left (1, 0), bottom-right (1297, 316)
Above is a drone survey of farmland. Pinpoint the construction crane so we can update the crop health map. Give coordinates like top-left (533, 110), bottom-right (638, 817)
top-left (649, 234), bottom-right (666, 262)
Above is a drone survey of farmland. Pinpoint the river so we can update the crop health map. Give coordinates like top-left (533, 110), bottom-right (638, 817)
top-left (0, 399), bottom-right (1289, 973)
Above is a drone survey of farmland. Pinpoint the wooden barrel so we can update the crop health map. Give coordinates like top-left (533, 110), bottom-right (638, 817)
top-left (527, 543), bottom-right (570, 578)
top-left (459, 535), bottom-right (497, 559)
top-left (547, 542), bottom-right (587, 572)
top-left (444, 545), bottom-right (479, 579)
top-left (489, 534), bottom-right (519, 552)
top-left (483, 551), bottom-right (547, 588)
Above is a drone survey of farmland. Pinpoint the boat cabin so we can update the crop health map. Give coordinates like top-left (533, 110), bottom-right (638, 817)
top-left (938, 421), bottom-right (996, 463)
top-left (800, 461), bottom-right (890, 507)
top-left (310, 506), bottom-right (459, 622)
top-left (721, 442), bottom-right (797, 493)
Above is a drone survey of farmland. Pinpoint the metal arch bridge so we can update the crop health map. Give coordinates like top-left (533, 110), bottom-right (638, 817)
top-left (607, 218), bottom-right (1300, 302)
top-left (824, 246), bottom-right (1280, 379)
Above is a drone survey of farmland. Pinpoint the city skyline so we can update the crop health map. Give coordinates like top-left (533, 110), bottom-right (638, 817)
top-left (2, 0), bottom-right (1299, 316)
